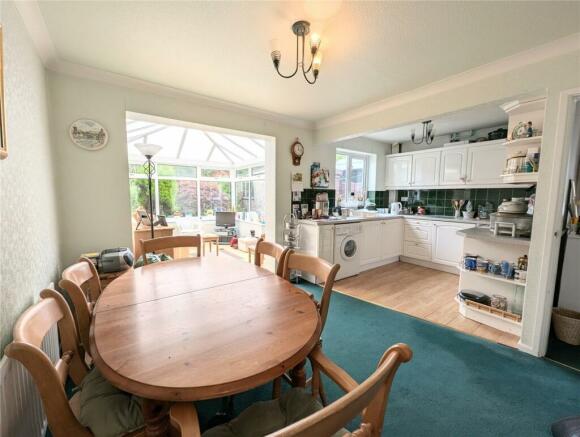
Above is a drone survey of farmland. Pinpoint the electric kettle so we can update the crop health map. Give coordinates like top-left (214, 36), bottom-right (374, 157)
top-left (390, 202), bottom-right (403, 215)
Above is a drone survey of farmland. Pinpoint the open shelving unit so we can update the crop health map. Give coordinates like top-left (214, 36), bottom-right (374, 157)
top-left (499, 97), bottom-right (545, 187)
top-left (458, 299), bottom-right (522, 336)
top-left (502, 136), bottom-right (543, 148)
top-left (501, 172), bottom-right (539, 184)
top-left (458, 266), bottom-right (526, 287)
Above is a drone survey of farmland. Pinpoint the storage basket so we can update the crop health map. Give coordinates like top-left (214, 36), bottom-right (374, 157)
top-left (552, 308), bottom-right (580, 346)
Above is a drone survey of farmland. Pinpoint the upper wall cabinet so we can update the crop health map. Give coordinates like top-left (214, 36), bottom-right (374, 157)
top-left (411, 150), bottom-right (440, 187)
top-left (439, 147), bottom-right (468, 185)
top-left (386, 155), bottom-right (412, 187)
top-left (466, 142), bottom-right (505, 185)
top-left (385, 139), bottom-right (519, 189)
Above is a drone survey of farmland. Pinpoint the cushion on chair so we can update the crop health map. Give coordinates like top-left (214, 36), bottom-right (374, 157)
top-left (133, 253), bottom-right (172, 268)
top-left (77, 367), bottom-right (144, 437)
top-left (202, 388), bottom-right (348, 437)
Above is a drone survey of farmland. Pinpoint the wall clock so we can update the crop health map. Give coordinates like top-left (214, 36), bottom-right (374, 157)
top-left (290, 138), bottom-right (304, 166)
top-left (69, 119), bottom-right (109, 151)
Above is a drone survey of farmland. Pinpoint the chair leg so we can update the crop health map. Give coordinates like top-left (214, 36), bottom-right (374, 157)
top-left (318, 377), bottom-right (328, 406)
top-left (272, 377), bottom-right (282, 399)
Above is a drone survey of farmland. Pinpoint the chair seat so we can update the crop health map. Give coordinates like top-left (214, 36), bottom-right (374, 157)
top-left (202, 388), bottom-right (348, 437)
top-left (70, 367), bottom-right (144, 437)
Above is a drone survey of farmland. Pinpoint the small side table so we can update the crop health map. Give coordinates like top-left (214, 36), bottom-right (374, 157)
top-left (202, 234), bottom-right (220, 256)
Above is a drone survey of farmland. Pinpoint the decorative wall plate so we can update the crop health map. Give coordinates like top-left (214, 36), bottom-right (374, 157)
top-left (511, 122), bottom-right (528, 140)
top-left (69, 119), bottom-right (109, 150)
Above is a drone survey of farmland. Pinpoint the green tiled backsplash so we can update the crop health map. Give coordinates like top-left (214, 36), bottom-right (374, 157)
top-left (291, 188), bottom-right (534, 216)
top-left (395, 187), bottom-right (535, 216)
top-left (292, 189), bottom-right (336, 210)
top-left (367, 191), bottom-right (389, 208)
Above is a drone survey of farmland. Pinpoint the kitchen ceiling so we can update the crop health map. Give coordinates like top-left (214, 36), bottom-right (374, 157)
top-left (36, 1), bottom-right (580, 122)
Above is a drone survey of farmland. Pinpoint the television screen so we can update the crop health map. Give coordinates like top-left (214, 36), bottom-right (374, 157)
top-left (216, 211), bottom-right (236, 227)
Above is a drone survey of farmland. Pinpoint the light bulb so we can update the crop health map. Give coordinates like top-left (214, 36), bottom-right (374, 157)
top-left (310, 32), bottom-right (321, 53)
top-left (313, 52), bottom-right (323, 71)
top-left (269, 38), bottom-right (280, 53)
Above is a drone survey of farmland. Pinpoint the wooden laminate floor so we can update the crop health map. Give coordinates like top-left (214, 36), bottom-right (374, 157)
top-left (334, 261), bottom-right (520, 348)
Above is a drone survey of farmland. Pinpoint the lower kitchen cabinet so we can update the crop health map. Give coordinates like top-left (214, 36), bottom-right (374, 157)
top-left (360, 219), bottom-right (403, 268)
top-left (357, 217), bottom-right (481, 273)
top-left (432, 222), bottom-right (475, 266)
top-left (381, 219), bottom-right (403, 259)
top-left (360, 221), bottom-right (383, 265)
top-left (404, 241), bottom-right (432, 260)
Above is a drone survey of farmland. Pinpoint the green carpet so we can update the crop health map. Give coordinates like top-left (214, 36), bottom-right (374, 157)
top-left (196, 282), bottom-right (580, 436)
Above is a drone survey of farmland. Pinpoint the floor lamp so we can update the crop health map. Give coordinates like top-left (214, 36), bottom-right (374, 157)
top-left (135, 143), bottom-right (163, 240)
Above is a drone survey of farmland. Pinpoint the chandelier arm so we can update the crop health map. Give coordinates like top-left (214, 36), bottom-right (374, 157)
top-left (275, 34), bottom-right (300, 79)
top-left (302, 67), bottom-right (317, 84)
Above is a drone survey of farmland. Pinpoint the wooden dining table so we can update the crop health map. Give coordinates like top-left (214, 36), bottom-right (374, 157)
top-left (89, 255), bottom-right (321, 437)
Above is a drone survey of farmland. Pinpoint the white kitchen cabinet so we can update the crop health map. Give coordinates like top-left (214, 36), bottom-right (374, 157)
top-left (432, 222), bottom-right (475, 266)
top-left (439, 147), bottom-right (468, 185)
top-left (360, 221), bottom-right (383, 265)
top-left (411, 150), bottom-right (440, 187)
top-left (466, 141), bottom-right (505, 185)
top-left (385, 155), bottom-right (412, 188)
top-left (381, 219), bottom-right (403, 259)
top-left (404, 220), bottom-right (433, 244)
top-left (403, 241), bottom-right (432, 261)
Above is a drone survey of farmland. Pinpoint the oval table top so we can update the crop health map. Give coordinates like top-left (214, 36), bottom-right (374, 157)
top-left (90, 256), bottom-right (321, 402)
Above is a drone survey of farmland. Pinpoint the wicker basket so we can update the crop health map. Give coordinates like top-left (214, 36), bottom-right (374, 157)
top-left (552, 308), bottom-right (580, 346)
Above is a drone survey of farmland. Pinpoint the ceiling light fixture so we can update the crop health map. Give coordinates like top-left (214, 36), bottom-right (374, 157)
top-left (411, 120), bottom-right (435, 145)
top-left (270, 20), bottom-right (322, 85)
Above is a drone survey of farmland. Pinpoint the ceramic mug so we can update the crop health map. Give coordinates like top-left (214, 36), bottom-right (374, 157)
top-left (514, 269), bottom-right (527, 281)
top-left (464, 256), bottom-right (477, 271)
top-left (501, 260), bottom-right (515, 279)
top-left (488, 262), bottom-right (502, 275)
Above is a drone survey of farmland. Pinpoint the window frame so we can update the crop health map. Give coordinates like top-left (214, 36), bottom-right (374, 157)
top-left (128, 162), bottom-right (265, 222)
top-left (335, 150), bottom-right (369, 202)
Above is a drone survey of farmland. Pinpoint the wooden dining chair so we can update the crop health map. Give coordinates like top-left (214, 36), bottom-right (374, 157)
top-left (59, 257), bottom-right (102, 359)
top-left (197, 343), bottom-right (413, 437)
top-left (278, 251), bottom-right (340, 401)
top-left (254, 237), bottom-right (291, 277)
top-left (282, 251), bottom-right (340, 332)
top-left (4, 288), bottom-right (199, 437)
top-left (140, 235), bottom-right (201, 265)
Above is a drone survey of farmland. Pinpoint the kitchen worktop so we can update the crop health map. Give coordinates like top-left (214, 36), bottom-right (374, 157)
top-left (456, 226), bottom-right (531, 246)
top-left (298, 214), bottom-right (489, 226)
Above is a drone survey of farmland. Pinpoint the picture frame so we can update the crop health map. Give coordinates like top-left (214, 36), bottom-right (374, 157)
top-left (310, 162), bottom-right (330, 188)
top-left (0, 26), bottom-right (7, 160)
top-left (391, 143), bottom-right (401, 154)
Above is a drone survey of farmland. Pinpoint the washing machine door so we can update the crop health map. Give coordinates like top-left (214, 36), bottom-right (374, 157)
top-left (340, 235), bottom-right (358, 261)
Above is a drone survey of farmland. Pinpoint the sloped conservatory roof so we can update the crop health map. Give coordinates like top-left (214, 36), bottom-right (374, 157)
top-left (126, 113), bottom-right (266, 168)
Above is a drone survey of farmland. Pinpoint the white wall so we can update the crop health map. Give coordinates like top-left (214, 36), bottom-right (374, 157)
top-left (0, 1), bottom-right (61, 353)
top-left (48, 72), bottom-right (315, 265)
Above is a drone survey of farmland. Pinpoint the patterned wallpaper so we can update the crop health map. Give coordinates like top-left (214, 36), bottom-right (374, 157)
top-left (0, 2), bottom-right (61, 355)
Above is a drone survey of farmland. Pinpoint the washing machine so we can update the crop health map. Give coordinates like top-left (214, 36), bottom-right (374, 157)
top-left (334, 222), bottom-right (362, 280)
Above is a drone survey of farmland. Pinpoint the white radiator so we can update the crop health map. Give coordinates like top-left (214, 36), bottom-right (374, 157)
top-left (0, 324), bottom-right (60, 437)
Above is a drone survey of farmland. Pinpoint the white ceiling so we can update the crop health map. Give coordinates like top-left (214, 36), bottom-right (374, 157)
top-left (35, 1), bottom-right (580, 122)
top-left (364, 102), bottom-right (508, 143)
